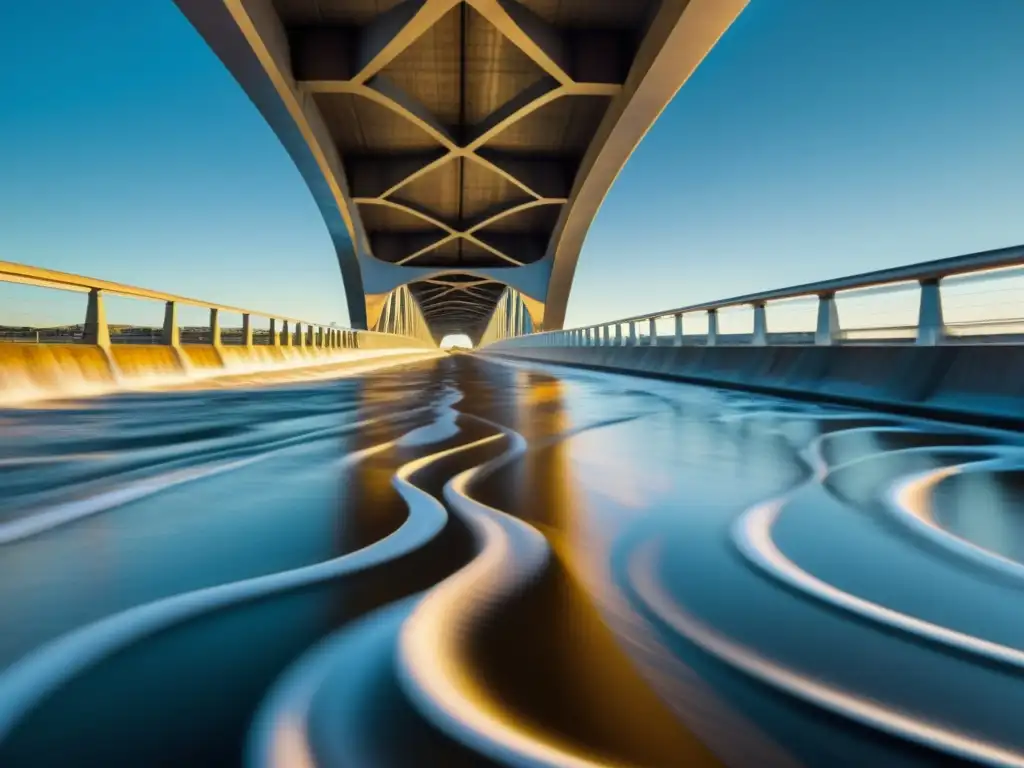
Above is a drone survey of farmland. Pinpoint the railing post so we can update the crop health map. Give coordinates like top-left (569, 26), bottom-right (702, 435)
top-left (209, 308), bottom-right (221, 346)
top-left (306, 325), bottom-right (314, 347)
top-left (601, 326), bottom-right (609, 346)
top-left (752, 303), bottom-right (767, 346)
top-left (648, 317), bottom-right (658, 346)
top-left (281, 320), bottom-right (291, 347)
top-left (916, 279), bottom-right (944, 346)
top-left (294, 322), bottom-right (304, 348)
top-left (269, 319), bottom-right (279, 347)
top-left (707, 309), bottom-right (718, 347)
top-left (161, 301), bottom-right (180, 347)
top-left (242, 313), bottom-right (254, 347)
top-left (317, 327), bottom-right (325, 348)
top-left (614, 324), bottom-right (622, 346)
top-left (673, 313), bottom-right (683, 347)
top-left (628, 321), bottom-right (637, 346)
top-left (83, 288), bottom-right (111, 348)
top-left (815, 294), bottom-right (840, 346)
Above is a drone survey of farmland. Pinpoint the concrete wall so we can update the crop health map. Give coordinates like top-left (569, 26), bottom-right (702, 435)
top-left (1, 332), bottom-right (435, 405)
top-left (355, 331), bottom-right (436, 350)
top-left (485, 345), bottom-right (1024, 429)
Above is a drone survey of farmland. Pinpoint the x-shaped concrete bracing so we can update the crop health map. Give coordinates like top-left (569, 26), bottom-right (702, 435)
top-left (173, 0), bottom-right (748, 337)
top-left (293, 0), bottom-right (622, 275)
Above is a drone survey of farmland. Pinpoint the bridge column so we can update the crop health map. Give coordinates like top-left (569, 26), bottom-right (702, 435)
top-left (269, 319), bottom-right (279, 347)
top-left (281, 321), bottom-right (291, 347)
top-left (815, 294), bottom-right (840, 346)
top-left (648, 318), bottom-right (658, 346)
top-left (242, 313), bottom-right (254, 347)
top-left (707, 310), bottom-right (719, 347)
top-left (752, 303), bottom-right (768, 346)
top-left (916, 280), bottom-right (944, 346)
top-left (614, 325), bottom-right (622, 346)
top-left (317, 327), bottom-right (325, 348)
top-left (161, 301), bottom-right (180, 347)
top-left (83, 288), bottom-right (111, 349)
top-left (601, 326), bottom-right (609, 346)
top-left (674, 313), bottom-right (683, 347)
top-left (628, 321), bottom-right (637, 346)
top-left (209, 308), bottom-right (222, 347)
top-left (294, 322), bottom-right (304, 348)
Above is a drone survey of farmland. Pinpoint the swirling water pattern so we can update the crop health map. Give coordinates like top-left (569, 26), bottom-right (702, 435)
top-left (0, 354), bottom-right (1022, 767)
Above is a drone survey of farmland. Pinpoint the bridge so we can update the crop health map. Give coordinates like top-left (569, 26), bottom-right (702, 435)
top-left (3, 2), bottom-right (1024, 768)
top-left (171, 0), bottom-right (746, 340)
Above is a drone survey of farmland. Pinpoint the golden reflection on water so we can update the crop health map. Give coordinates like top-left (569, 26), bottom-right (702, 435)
top-left (467, 369), bottom-right (724, 767)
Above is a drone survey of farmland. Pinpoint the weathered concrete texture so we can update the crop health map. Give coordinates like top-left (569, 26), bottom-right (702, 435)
top-left (485, 346), bottom-right (1024, 428)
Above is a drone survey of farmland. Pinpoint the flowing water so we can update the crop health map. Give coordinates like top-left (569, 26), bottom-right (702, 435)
top-left (1, 353), bottom-right (1022, 767)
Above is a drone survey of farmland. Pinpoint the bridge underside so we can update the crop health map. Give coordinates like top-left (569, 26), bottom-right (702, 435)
top-left (174, 0), bottom-right (747, 340)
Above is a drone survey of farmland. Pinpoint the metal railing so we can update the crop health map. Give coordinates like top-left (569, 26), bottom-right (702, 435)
top-left (487, 244), bottom-right (1024, 350)
top-left (0, 260), bottom-right (430, 350)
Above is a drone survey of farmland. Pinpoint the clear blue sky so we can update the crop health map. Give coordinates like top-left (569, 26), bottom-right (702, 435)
top-left (1, 0), bottom-right (1023, 330)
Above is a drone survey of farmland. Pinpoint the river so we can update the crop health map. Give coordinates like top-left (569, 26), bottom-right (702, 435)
top-left (0, 353), bottom-right (1021, 767)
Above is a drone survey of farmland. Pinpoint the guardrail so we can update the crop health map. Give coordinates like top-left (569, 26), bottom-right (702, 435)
top-left (489, 244), bottom-right (1024, 349)
top-left (0, 260), bottom-right (430, 350)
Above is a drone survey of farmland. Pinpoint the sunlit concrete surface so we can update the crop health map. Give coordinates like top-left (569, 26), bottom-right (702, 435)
top-left (0, 344), bottom-right (442, 406)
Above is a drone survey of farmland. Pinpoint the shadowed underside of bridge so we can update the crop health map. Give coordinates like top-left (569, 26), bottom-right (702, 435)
top-left (173, 0), bottom-right (746, 341)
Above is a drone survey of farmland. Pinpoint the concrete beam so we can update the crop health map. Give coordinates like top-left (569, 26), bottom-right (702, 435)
top-left (172, 0), bottom-right (370, 327)
top-left (543, 0), bottom-right (749, 329)
top-left (346, 151), bottom-right (447, 198)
